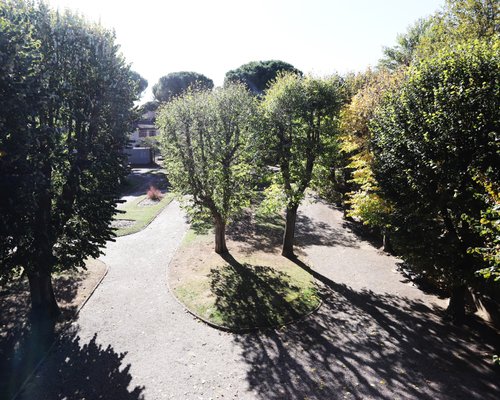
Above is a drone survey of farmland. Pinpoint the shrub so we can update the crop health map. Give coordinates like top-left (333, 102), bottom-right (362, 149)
top-left (147, 186), bottom-right (163, 201)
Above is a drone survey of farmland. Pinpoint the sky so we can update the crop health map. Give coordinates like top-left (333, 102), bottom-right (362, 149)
top-left (45, 0), bottom-right (445, 102)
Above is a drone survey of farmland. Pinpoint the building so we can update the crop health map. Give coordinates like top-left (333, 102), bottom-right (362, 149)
top-left (129, 110), bottom-right (158, 147)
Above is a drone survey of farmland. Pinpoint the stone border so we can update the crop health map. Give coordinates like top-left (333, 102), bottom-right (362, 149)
top-left (114, 196), bottom-right (173, 238)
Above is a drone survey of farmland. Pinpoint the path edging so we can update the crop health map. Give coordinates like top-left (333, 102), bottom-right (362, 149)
top-left (115, 196), bottom-right (174, 238)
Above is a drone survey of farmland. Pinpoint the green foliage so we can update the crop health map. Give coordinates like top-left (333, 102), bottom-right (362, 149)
top-left (379, 1), bottom-right (499, 71)
top-left (224, 60), bottom-right (302, 95)
top-left (157, 84), bottom-right (260, 226)
top-left (339, 69), bottom-right (404, 227)
top-left (0, 0), bottom-right (41, 282)
top-left (440, 0), bottom-right (499, 39)
top-left (152, 71), bottom-right (214, 102)
top-left (129, 70), bottom-right (148, 94)
top-left (139, 100), bottom-right (160, 114)
top-left (417, 0), bottom-right (499, 58)
top-left (262, 73), bottom-right (344, 209)
top-left (371, 40), bottom-right (500, 290)
top-left (469, 178), bottom-right (500, 281)
top-left (0, 1), bottom-right (139, 309)
top-left (379, 18), bottom-right (433, 70)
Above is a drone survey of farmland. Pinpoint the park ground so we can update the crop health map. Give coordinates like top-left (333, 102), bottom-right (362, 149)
top-left (3, 174), bottom-right (500, 400)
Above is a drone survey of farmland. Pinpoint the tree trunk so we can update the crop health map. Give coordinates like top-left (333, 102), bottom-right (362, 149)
top-left (27, 268), bottom-right (60, 324)
top-left (446, 284), bottom-right (467, 324)
top-left (282, 204), bottom-right (299, 258)
top-left (214, 214), bottom-right (228, 254)
top-left (383, 230), bottom-right (393, 253)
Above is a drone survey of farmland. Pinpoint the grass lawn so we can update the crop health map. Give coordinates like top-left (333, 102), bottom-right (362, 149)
top-left (168, 217), bottom-right (321, 331)
top-left (114, 193), bottom-right (174, 237)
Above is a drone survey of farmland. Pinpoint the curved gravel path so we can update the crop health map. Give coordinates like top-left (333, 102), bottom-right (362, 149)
top-left (17, 199), bottom-right (499, 400)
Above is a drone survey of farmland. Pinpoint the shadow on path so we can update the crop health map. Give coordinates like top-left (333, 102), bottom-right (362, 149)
top-left (1, 274), bottom-right (144, 400)
top-left (0, 275), bottom-right (82, 399)
top-left (234, 257), bottom-right (500, 400)
top-left (227, 210), bottom-right (359, 255)
top-left (16, 327), bottom-right (144, 400)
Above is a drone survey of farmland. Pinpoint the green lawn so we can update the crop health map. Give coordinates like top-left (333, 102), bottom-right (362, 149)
top-left (169, 230), bottom-right (320, 331)
top-left (114, 193), bottom-right (174, 236)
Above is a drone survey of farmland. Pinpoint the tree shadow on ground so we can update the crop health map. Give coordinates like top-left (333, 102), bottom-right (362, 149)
top-left (227, 210), bottom-right (359, 255)
top-left (0, 274), bottom-right (87, 399)
top-left (16, 327), bottom-right (144, 400)
top-left (234, 257), bottom-right (500, 400)
top-left (208, 253), bottom-right (315, 330)
top-left (0, 318), bottom-right (58, 400)
top-left (308, 194), bottom-right (384, 249)
top-left (341, 218), bottom-right (384, 249)
top-left (120, 169), bottom-right (170, 197)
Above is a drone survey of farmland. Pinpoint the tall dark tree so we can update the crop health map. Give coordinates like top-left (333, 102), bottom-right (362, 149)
top-left (139, 100), bottom-right (160, 114)
top-left (371, 40), bottom-right (499, 322)
top-left (152, 71), bottom-right (213, 103)
top-left (224, 60), bottom-right (302, 95)
top-left (262, 73), bottom-right (343, 257)
top-left (0, 1), bottom-right (140, 322)
top-left (0, 0), bottom-right (42, 283)
top-left (130, 70), bottom-right (148, 94)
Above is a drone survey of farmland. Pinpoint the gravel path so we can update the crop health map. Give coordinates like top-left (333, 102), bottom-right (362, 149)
top-left (17, 199), bottom-right (499, 400)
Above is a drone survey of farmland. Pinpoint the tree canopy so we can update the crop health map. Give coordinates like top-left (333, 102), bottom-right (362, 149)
top-left (262, 73), bottom-right (344, 257)
top-left (157, 84), bottom-right (259, 253)
top-left (152, 71), bottom-right (214, 103)
top-left (139, 100), bottom-right (160, 114)
top-left (371, 40), bottom-right (500, 320)
top-left (224, 60), bottom-right (302, 95)
top-left (130, 70), bottom-right (148, 95)
top-left (378, 18), bottom-right (433, 70)
top-left (338, 69), bottom-right (403, 238)
top-left (0, 1), bottom-right (140, 321)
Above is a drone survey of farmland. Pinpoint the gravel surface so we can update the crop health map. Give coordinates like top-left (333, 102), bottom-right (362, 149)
top-left (16, 199), bottom-right (499, 400)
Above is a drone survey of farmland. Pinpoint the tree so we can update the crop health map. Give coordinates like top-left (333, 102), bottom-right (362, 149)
top-left (438, 0), bottom-right (499, 40)
top-left (139, 100), bottom-right (160, 114)
top-left (0, 0), bottom-right (42, 282)
top-left (0, 1), bottom-right (139, 322)
top-left (371, 40), bottom-right (500, 322)
top-left (130, 70), bottom-right (148, 94)
top-left (338, 68), bottom-right (404, 249)
top-left (416, 0), bottom-right (499, 58)
top-left (152, 71), bottom-right (214, 103)
top-left (468, 177), bottom-right (500, 282)
top-left (379, 18), bottom-right (433, 70)
top-left (157, 84), bottom-right (259, 254)
top-left (224, 60), bottom-right (302, 95)
top-left (262, 73), bottom-right (343, 257)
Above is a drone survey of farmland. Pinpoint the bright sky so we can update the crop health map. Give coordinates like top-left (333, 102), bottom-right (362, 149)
top-left (45, 0), bottom-right (445, 102)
